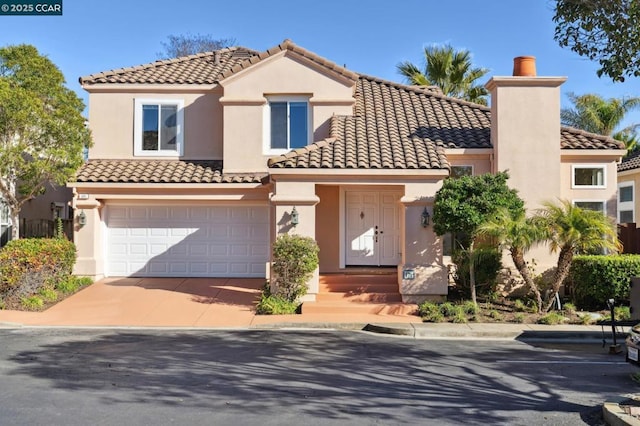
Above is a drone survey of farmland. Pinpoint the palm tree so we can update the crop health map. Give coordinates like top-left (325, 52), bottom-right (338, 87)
top-left (561, 92), bottom-right (640, 152)
top-left (397, 44), bottom-right (489, 105)
top-left (477, 208), bottom-right (546, 313)
top-left (535, 200), bottom-right (620, 312)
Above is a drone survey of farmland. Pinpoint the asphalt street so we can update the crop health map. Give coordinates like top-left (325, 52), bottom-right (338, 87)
top-left (0, 328), bottom-right (636, 425)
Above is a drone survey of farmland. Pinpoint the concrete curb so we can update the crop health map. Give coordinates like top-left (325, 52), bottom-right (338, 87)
top-left (603, 395), bottom-right (640, 426)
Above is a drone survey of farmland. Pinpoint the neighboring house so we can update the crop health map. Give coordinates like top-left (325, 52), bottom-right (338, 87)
top-left (617, 150), bottom-right (640, 224)
top-left (68, 40), bottom-right (625, 302)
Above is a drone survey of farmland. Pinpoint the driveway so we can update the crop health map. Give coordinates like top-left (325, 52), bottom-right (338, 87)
top-left (0, 278), bottom-right (420, 327)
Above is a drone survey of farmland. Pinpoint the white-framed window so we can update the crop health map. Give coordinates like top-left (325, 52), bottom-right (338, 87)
top-left (263, 96), bottom-right (311, 154)
top-left (0, 201), bottom-right (10, 247)
top-left (618, 181), bottom-right (635, 223)
top-left (573, 200), bottom-right (606, 214)
top-left (134, 99), bottom-right (184, 156)
top-left (449, 165), bottom-right (473, 178)
top-left (572, 165), bottom-right (606, 188)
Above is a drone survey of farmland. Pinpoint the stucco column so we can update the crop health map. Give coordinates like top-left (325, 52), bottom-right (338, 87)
top-left (270, 181), bottom-right (320, 302)
top-left (72, 197), bottom-right (104, 279)
top-left (399, 182), bottom-right (448, 303)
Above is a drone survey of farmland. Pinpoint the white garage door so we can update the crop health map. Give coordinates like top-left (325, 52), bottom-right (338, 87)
top-left (106, 204), bottom-right (269, 277)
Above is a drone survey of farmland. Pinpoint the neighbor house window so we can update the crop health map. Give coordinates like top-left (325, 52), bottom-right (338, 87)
top-left (573, 200), bottom-right (605, 214)
top-left (265, 97), bottom-right (310, 153)
top-left (134, 99), bottom-right (184, 156)
top-left (449, 165), bottom-right (473, 178)
top-left (0, 201), bottom-right (10, 247)
top-left (572, 165), bottom-right (606, 188)
top-left (618, 182), bottom-right (635, 223)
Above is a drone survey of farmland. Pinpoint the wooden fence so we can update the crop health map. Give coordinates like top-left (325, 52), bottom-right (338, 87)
top-left (619, 223), bottom-right (640, 254)
top-left (19, 219), bottom-right (74, 241)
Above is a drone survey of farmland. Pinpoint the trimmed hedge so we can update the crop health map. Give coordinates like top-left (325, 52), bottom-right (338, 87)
top-left (271, 234), bottom-right (319, 302)
top-left (0, 238), bottom-right (77, 298)
top-left (569, 255), bottom-right (640, 310)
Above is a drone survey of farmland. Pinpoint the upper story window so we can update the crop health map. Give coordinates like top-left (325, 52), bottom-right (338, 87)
top-left (574, 200), bottom-right (605, 213)
top-left (449, 165), bottom-right (473, 178)
top-left (572, 165), bottom-right (606, 188)
top-left (264, 96), bottom-right (310, 154)
top-left (134, 99), bottom-right (184, 156)
top-left (618, 181), bottom-right (635, 223)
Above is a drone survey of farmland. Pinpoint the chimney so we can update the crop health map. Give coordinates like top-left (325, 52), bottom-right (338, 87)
top-left (485, 58), bottom-right (566, 210)
top-left (513, 56), bottom-right (537, 77)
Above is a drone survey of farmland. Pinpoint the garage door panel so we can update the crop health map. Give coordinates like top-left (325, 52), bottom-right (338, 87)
top-left (107, 205), bottom-right (269, 278)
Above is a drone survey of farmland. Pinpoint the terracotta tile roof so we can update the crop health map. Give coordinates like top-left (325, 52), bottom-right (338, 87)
top-left (74, 160), bottom-right (267, 184)
top-left (218, 39), bottom-right (359, 83)
top-left (268, 77), bottom-right (490, 169)
top-left (560, 126), bottom-right (625, 150)
top-left (619, 150), bottom-right (640, 172)
top-left (79, 47), bottom-right (259, 85)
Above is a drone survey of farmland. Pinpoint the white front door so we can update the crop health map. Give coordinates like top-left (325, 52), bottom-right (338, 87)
top-left (345, 191), bottom-right (401, 266)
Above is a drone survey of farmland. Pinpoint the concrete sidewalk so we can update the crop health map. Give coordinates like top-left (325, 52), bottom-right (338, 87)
top-left (0, 278), bottom-right (634, 342)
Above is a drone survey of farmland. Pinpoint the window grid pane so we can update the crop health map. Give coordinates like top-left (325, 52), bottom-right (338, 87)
top-left (270, 102), bottom-right (288, 149)
top-left (289, 102), bottom-right (308, 149)
top-left (575, 201), bottom-right (604, 212)
top-left (160, 105), bottom-right (178, 150)
top-left (574, 167), bottom-right (604, 186)
top-left (450, 166), bottom-right (472, 178)
top-left (142, 105), bottom-right (159, 151)
top-left (620, 186), bottom-right (634, 202)
top-left (620, 210), bottom-right (634, 223)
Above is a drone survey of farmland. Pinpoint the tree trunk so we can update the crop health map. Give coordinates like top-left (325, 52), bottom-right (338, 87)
top-left (10, 208), bottom-right (19, 241)
top-left (544, 246), bottom-right (573, 312)
top-left (511, 248), bottom-right (543, 313)
top-left (469, 241), bottom-right (477, 306)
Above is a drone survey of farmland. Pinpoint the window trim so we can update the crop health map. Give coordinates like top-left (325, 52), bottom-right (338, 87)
top-left (618, 181), bottom-right (635, 223)
top-left (134, 98), bottom-right (184, 157)
top-left (571, 164), bottom-right (606, 189)
top-left (572, 199), bottom-right (606, 214)
top-left (263, 95), bottom-right (311, 155)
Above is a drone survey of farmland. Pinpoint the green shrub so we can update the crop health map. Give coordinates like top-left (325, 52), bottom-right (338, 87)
top-left (38, 287), bottom-right (58, 303)
top-left (418, 301), bottom-right (440, 317)
top-left (0, 238), bottom-right (76, 298)
top-left (538, 312), bottom-right (566, 325)
top-left (271, 234), bottom-right (319, 302)
top-left (569, 255), bottom-right (640, 310)
top-left (440, 302), bottom-right (457, 317)
top-left (462, 300), bottom-right (479, 315)
top-left (563, 303), bottom-right (577, 316)
top-left (21, 295), bottom-right (44, 310)
top-left (601, 306), bottom-right (631, 322)
top-left (451, 247), bottom-right (502, 298)
top-left (513, 313), bottom-right (525, 323)
top-left (451, 308), bottom-right (468, 323)
top-left (56, 276), bottom-right (92, 295)
top-left (488, 309), bottom-right (502, 321)
top-left (255, 293), bottom-right (299, 315)
top-left (513, 299), bottom-right (527, 312)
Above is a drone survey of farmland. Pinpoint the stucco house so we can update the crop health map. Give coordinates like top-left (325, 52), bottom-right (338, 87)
top-left (617, 150), bottom-right (640, 224)
top-left (68, 40), bottom-right (625, 304)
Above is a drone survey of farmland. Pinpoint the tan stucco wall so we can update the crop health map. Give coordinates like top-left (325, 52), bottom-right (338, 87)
top-left (315, 185), bottom-right (340, 273)
top-left (87, 90), bottom-right (223, 160)
top-left (21, 183), bottom-right (73, 221)
top-left (560, 156), bottom-right (619, 217)
top-left (487, 77), bottom-right (566, 211)
top-left (220, 52), bottom-right (355, 173)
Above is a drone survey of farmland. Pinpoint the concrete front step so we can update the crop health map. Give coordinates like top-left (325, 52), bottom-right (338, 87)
top-left (319, 283), bottom-right (400, 293)
top-left (315, 292), bottom-right (403, 303)
top-left (302, 301), bottom-right (418, 316)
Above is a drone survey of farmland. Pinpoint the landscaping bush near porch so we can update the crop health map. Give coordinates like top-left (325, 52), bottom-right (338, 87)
top-left (256, 234), bottom-right (319, 315)
top-left (0, 238), bottom-right (92, 311)
top-left (568, 255), bottom-right (640, 311)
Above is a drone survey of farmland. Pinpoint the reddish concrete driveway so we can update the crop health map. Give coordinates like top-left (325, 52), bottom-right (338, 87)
top-left (0, 277), bottom-right (421, 327)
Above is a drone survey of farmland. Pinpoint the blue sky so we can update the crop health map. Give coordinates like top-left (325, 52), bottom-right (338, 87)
top-left (1, 0), bottom-right (639, 129)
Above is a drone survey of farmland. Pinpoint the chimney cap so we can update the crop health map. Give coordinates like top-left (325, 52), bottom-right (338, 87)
top-left (513, 56), bottom-right (536, 77)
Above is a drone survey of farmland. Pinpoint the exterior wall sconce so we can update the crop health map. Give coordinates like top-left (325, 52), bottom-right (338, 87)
top-left (78, 210), bottom-right (87, 227)
top-left (291, 206), bottom-right (299, 227)
top-left (421, 207), bottom-right (430, 228)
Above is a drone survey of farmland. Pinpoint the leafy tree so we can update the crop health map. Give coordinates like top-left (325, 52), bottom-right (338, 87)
top-left (0, 44), bottom-right (91, 240)
top-left (553, 0), bottom-right (640, 82)
top-left (477, 208), bottom-right (546, 313)
top-left (535, 200), bottom-right (620, 312)
top-left (157, 33), bottom-right (236, 59)
top-left (397, 44), bottom-right (489, 105)
top-left (433, 172), bottom-right (525, 304)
